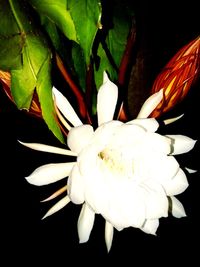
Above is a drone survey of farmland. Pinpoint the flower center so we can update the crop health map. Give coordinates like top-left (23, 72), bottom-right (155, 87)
top-left (98, 148), bottom-right (134, 177)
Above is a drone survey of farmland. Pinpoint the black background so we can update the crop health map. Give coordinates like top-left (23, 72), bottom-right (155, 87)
top-left (1, 1), bottom-right (199, 265)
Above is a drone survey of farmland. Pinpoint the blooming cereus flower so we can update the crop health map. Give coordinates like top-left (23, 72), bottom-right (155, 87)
top-left (20, 72), bottom-right (196, 252)
top-left (150, 36), bottom-right (200, 118)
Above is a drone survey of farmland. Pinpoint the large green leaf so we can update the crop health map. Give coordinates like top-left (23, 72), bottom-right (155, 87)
top-left (11, 47), bottom-right (36, 109)
top-left (68, 0), bottom-right (102, 66)
top-left (11, 34), bottom-right (50, 108)
top-left (0, 0), bottom-right (29, 70)
top-left (0, 0), bottom-right (64, 142)
top-left (36, 54), bottom-right (65, 143)
top-left (11, 33), bottom-right (64, 143)
top-left (28, 0), bottom-right (77, 42)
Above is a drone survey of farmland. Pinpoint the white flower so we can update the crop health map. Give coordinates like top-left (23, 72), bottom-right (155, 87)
top-left (21, 72), bottom-right (196, 252)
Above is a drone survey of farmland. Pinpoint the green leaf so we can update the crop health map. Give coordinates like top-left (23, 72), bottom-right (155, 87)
top-left (92, 1), bottom-right (135, 115)
top-left (105, 1), bottom-right (134, 69)
top-left (40, 16), bottom-right (73, 72)
top-left (94, 1), bottom-right (135, 84)
top-left (28, 0), bottom-right (77, 42)
top-left (94, 43), bottom-right (118, 90)
top-left (0, 0), bottom-right (29, 70)
top-left (40, 16), bottom-right (61, 51)
top-left (36, 54), bottom-right (65, 144)
top-left (68, 0), bottom-right (102, 66)
top-left (0, 0), bottom-right (63, 142)
top-left (11, 34), bottom-right (50, 109)
top-left (11, 49), bottom-right (36, 109)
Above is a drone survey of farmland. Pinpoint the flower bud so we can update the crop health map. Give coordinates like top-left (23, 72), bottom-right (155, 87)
top-left (150, 36), bottom-right (200, 118)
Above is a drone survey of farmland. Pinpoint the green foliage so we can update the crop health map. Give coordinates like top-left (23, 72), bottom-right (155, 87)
top-left (28, 0), bottom-right (77, 42)
top-left (0, 0), bottom-right (135, 142)
top-left (68, 0), bottom-right (102, 66)
top-left (0, 0), bottom-right (27, 69)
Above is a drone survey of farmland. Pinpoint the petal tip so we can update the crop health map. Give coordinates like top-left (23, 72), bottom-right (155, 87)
top-left (103, 71), bottom-right (109, 83)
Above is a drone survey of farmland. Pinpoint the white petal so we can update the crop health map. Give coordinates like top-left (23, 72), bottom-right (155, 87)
top-left (140, 181), bottom-right (168, 218)
top-left (67, 125), bottom-right (94, 153)
top-left (93, 120), bottom-right (123, 150)
top-left (106, 124), bottom-right (146, 152)
top-left (127, 118), bottom-right (159, 132)
top-left (25, 162), bottom-right (75, 186)
top-left (166, 135), bottom-right (196, 155)
top-left (42, 196), bottom-right (70, 219)
top-left (141, 153), bottom-right (179, 182)
top-left (18, 141), bottom-right (77, 156)
top-left (68, 165), bottom-right (85, 204)
top-left (108, 123), bottom-right (145, 149)
top-left (41, 185), bottom-right (67, 202)
top-left (137, 89), bottom-right (163, 119)
top-left (105, 221), bottom-right (114, 252)
top-left (78, 144), bottom-right (99, 177)
top-left (113, 185), bottom-right (146, 229)
top-left (78, 203), bottom-right (95, 243)
top-left (170, 196), bottom-right (186, 218)
top-left (52, 87), bottom-right (82, 127)
top-left (97, 71), bottom-right (118, 125)
top-left (141, 219), bottom-right (159, 235)
top-left (163, 168), bottom-right (189, 196)
top-left (185, 167), bottom-right (197, 173)
top-left (144, 133), bottom-right (171, 154)
top-left (163, 114), bottom-right (184, 125)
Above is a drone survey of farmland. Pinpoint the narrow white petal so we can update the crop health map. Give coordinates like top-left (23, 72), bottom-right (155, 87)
top-left (127, 118), bottom-right (159, 132)
top-left (185, 167), bottom-right (197, 173)
top-left (41, 185), bottom-right (67, 202)
top-left (42, 196), bottom-right (70, 219)
top-left (52, 87), bottom-right (82, 127)
top-left (97, 71), bottom-right (118, 125)
top-left (137, 89), bottom-right (163, 119)
top-left (163, 114), bottom-right (184, 125)
top-left (67, 125), bottom-right (94, 153)
top-left (105, 221), bottom-right (114, 252)
top-left (170, 196), bottom-right (186, 218)
top-left (141, 219), bottom-right (159, 235)
top-left (18, 141), bottom-right (77, 156)
top-left (166, 135), bottom-right (197, 155)
top-left (25, 162), bottom-right (75, 186)
top-left (78, 203), bottom-right (95, 243)
top-left (54, 104), bottom-right (72, 131)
